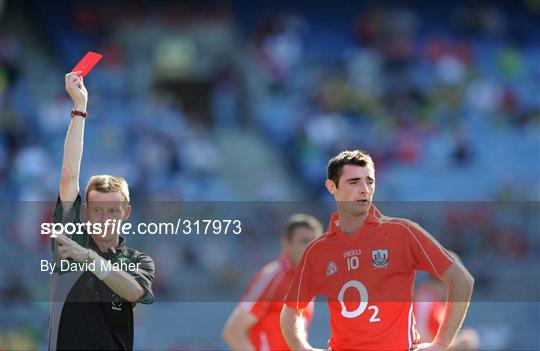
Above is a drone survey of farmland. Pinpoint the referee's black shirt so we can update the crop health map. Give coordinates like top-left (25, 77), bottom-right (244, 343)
top-left (48, 195), bottom-right (155, 350)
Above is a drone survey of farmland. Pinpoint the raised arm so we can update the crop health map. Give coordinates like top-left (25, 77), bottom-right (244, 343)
top-left (60, 72), bottom-right (88, 210)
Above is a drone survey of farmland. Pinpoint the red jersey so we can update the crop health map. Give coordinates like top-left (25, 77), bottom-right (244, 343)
top-left (285, 206), bottom-right (453, 350)
top-left (240, 253), bottom-right (314, 351)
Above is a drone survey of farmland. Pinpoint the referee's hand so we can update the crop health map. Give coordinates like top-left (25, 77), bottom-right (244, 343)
top-left (65, 71), bottom-right (88, 111)
top-left (53, 233), bottom-right (90, 263)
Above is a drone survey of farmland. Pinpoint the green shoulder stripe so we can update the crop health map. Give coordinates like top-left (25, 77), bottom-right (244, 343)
top-left (51, 194), bottom-right (89, 250)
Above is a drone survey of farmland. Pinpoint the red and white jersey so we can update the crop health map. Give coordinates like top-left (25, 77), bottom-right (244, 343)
top-left (240, 253), bottom-right (314, 351)
top-left (285, 206), bottom-right (453, 350)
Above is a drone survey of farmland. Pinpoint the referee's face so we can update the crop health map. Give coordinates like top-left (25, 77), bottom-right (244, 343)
top-left (85, 190), bottom-right (132, 240)
top-left (326, 164), bottom-right (375, 217)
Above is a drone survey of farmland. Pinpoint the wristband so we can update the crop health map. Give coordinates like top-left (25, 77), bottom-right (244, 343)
top-left (71, 109), bottom-right (87, 118)
top-left (91, 255), bottom-right (111, 280)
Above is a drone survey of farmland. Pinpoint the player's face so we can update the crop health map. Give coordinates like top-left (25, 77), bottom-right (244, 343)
top-left (325, 164), bottom-right (375, 217)
top-left (283, 226), bottom-right (319, 266)
top-left (84, 190), bottom-right (131, 241)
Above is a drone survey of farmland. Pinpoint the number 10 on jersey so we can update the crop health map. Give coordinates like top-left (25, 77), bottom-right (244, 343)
top-left (347, 256), bottom-right (359, 271)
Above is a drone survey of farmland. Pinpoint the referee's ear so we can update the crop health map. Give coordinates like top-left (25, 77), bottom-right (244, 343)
top-left (122, 204), bottom-right (132, 220)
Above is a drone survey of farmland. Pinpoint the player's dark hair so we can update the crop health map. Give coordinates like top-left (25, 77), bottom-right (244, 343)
top-left (283, 214), bottom-right (323, 241)
top-left (327, 149), bottom-right (375, 187)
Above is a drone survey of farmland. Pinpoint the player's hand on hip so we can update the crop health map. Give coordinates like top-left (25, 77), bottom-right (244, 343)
top-left (54, 233), bottom-right (89, 262)
top-left (65, 71), bottom-right (88, 111)
top-left (411, 342), bottom-right (447, 351)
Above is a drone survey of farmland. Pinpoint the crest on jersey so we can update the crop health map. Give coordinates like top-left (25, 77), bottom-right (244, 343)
top-left (111, 293), bottom-right (123, 311)
top-left (371, 249), bottom-right (389, 269)
top-left (326, 261), bottom-right (338, 276)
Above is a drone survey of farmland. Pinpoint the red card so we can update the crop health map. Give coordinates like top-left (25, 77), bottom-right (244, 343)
top-left (71, 51), bottom-right (103, 77)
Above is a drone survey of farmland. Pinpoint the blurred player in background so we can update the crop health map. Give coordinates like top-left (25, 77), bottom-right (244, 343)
top-left (223, 214), bottom-right (323, 351)
top-left (415, 252), bottom-right (479, 351)
top-left (48, 72), bottom-right (155, 350)
top-left (281, 149), bottom-right (474, 351)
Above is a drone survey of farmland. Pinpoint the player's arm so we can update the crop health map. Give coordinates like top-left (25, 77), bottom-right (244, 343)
top-left (281, 305), bottom-right (321, 351)
top-left (60, 71), bottom-right (88, 210)
top-left (413, 262), bottom-right (474, 351)
top-left (222, 306), bottom-right (257, 351)
top-left (406, 222), bottom-right (475, 351)
top-left (431, 261), bottom-right (474, 349)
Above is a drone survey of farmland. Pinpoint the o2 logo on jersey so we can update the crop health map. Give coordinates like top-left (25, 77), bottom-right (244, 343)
top-left (338, 280), bottom-right (380, 322)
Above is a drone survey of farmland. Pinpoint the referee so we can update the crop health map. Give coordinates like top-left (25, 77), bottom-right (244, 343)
top-left (48, 71), bottom-right (155, 350)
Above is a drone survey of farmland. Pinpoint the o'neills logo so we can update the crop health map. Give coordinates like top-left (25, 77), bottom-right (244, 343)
top-left (343, 248), bottom-right (362, 259)
top-left (327, 261), bottom-right (338, 276)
